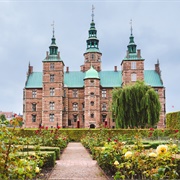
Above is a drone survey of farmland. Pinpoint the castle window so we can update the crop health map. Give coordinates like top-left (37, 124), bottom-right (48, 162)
top-left (68, 119), bottom-right (72, 126)
top-left (50, 63), bottom-right (54, 70)
top-left (32, 103), bottom-right (36, 111)
top-left (90, 92), bottom-right (94, 97)
top-left (49, 114), bottom-right (54, 122)
top-left (90, 80), bottom-right (94, 86)
top-left (82, 103), bottom-right (84, 110)
top-left (131, 73), bottom-right (137, 81)
top-left (102, 89), bottom-right (106, 98)
top-left (131, 62), bottom-right (136, 69)
top-left (32, 90), bottom-right (36, 98)
top-left (73, 115), bottom-right (77, 122)
top-left (73, 89), bottom-right (78, 98)
top-left (91, 53), bottom-right (94, 59)
top-left (102, 114), bottom-right (107, 122)
top-left (50, 88), bottom-right (55, 96)
top-left (91, 101), bottom-right (94, 106)
top-left (102, 103), bottom-right (106, 111)
top-left (50, 102), bottom-right (55, 110)
top-left (154, 88), bottom-right (158, 93)
top-left (73, 103), bottom-right (78, 111)
top-left (91, 113), bottom-right (94, 118)
top-left (32, 114), bottom-right (36, 122)
top-left (50, 74), bottom-right (54, 82)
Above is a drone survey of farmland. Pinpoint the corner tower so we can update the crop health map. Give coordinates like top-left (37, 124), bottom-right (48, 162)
top-left (42, 25), bottom-right (65, 128)
top-left (121, 21), bottom-right (144, 86)
top-left (82, 6), bottom-right (102, 72)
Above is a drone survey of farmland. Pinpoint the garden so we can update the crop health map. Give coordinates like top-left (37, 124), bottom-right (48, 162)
top-left (0, 117), bottom-right (69, 179)
top-left (81, 128), bottom-right (180, 179)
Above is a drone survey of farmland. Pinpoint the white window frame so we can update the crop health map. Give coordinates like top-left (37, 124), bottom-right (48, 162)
top-left (50, 102), bottom-right (55, 110)
top-left (131, 62), bottom-right (136, 69)
top-left (131, 73), bottom-right (137, 82)
top-left (49, 114), bottom-right (54, 122)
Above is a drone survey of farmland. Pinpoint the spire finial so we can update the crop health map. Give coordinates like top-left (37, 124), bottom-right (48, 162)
top-left (51, 21), bottom-right (55, 37)
top-left (130, 19), bottom-right (133, 36)
top-left (91, 5), bottom-right (95, 21)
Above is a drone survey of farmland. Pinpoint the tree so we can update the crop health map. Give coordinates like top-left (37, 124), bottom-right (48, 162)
top-left (111, 81), bottom-right (161, 128)
top-left (0, 114), bottom-right (6, 122)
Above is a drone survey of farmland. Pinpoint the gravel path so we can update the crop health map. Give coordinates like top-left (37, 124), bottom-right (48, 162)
top-left (48, 142), bottom-right (108, 180)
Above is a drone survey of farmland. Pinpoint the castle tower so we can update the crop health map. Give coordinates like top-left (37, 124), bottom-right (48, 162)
top-left (121, 21), bottom-right (144, 86)
top-left (42, 26), bottom-right (65, 128)
top-left (82, 6), bottom-right (102, 72)
top-left (84, 66), bottom-right (100, 128)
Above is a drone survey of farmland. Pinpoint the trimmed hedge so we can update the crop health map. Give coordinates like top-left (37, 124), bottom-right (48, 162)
top-left (18, 151), bottom-right (56, 167)
top-left (166, 111), bottom-right (180, 129)
top-left (14, 128), bottom-right (178, 142)
top-left (22, 146), bottom-right (60, 160)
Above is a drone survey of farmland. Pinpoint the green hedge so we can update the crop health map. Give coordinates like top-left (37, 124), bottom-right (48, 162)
top-left (18, 151), bottom-right (56, 167)
top-left (14, 128), bottom-right (178, 142)
top-left (166, 111), bottom-right (180, 129)
top-left (22, 146), bottom-right (60, 160)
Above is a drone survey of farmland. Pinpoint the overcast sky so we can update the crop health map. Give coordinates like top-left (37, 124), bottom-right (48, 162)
top-left (0, 0), bottom-right (179, 115)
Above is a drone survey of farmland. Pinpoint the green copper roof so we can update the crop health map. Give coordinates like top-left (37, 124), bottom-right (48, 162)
top-left (64, 71), bottom-right (85, 88)
top-left (85, 48), bottom-right (101, 53)
top-left (144, 70), bottom-right (163, 87)
top-left (99, 71), bottom-right (122, 87)
top-left (25, 72), bottom-right (42, 88)
top-left (84, 66), bottom-right (99, 79)
top-left (25, 70), bottom-right (163, 88)
top-left (43, 55), bottom-right (62, 62)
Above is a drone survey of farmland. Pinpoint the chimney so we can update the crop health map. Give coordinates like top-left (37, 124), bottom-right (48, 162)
top-left (114, 66), bottom-right (117, 72)
top-left (83, 66), bottom-right (85, 72)
top-left (46, 51), bottom-right (49, 59)
top-left (137, 49), bottom-right (141, 58)
top-left (66, 66), bottom-right (69, 73)
top-left (155, 59), bottom-right (160, 75)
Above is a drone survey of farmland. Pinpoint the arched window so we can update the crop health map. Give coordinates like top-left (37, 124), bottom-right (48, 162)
top-left (73, 114), bottom-right (78, 122)
top-left (32, 103), bottom-right (36, 111)
top-left (91, 101), bottom-right (94, 106)
top-left (91, 113), bottom-right (94, 118)
top-left (102, 114), bottom-right (107, 122)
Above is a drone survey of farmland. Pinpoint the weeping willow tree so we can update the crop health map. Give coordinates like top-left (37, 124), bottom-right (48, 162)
top-left (111, 81), bottom-right (161, 128)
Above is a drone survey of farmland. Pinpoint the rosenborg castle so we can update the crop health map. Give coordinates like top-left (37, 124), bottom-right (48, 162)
top-left (23, 13), bottom-right (166, 129)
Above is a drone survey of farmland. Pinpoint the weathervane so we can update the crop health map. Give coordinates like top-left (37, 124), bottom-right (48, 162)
top-left (51, 21), bottom-right (55, 37)
top-left (92, 5), bottom-right (95, 21)
top-left (130, 19), bottom-right (133, 35)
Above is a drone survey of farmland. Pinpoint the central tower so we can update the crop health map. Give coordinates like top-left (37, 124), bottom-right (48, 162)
top-left (82, 6), bottom-right (102, 72)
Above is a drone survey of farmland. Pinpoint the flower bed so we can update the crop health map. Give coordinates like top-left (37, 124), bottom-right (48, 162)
top-left (81, 131), bottom-right (180, 179)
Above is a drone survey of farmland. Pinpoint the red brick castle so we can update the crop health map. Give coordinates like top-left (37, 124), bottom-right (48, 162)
top-left (23, 12), bottom-right (165, 128)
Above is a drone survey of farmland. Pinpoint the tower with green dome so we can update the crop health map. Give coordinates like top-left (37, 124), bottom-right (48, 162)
top-left (84, 65), bottom-right (100, 128)
top-left (42, 24), bottom-right (65, 128)
top-left (121, 20), bottom-right (145, 86)
top-left (82, 6), bottom-right (102, 72)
